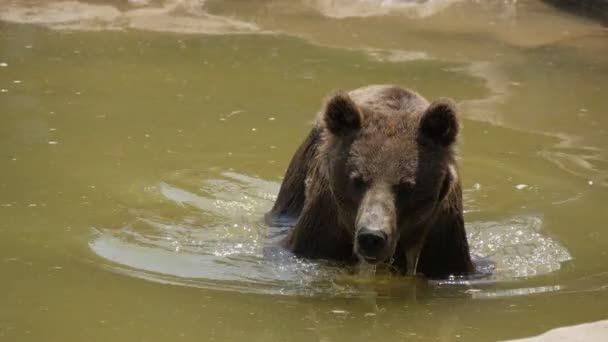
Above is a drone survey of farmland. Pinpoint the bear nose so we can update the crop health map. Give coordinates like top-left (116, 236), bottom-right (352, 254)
top-left (356, 228), bottom-right (388, 259)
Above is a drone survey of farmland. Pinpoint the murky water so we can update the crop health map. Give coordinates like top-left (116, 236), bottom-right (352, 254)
top-left (1, 0), bottom-right (607, 341)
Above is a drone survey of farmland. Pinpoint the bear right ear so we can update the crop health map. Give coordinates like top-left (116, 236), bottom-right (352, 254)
top-left (323, 92), bottom-right (362, 136)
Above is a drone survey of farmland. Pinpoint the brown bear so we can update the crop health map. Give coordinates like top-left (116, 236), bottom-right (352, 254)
top-left (265, 85), bottom-right (474, 279)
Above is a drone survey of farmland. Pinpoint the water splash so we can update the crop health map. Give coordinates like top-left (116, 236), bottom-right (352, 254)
top-left (467, 216), bottom-right (572, 279)
top-left (357, 261), bottom-right (378, 278)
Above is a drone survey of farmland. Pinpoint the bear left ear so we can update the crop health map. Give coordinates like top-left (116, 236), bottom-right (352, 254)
top-left (419, 98), bottom-right (459, 147)
top-left (323, 91), bottom-right (362, 136)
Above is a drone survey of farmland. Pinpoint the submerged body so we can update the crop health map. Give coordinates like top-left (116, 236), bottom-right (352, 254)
top-left (266, 85), bottom-right (474, 279)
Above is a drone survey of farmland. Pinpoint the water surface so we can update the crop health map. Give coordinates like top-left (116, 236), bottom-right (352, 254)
top-left (1, 1), bottom-right (607, 341)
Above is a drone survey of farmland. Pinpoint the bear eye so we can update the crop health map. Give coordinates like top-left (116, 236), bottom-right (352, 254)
top-left (350, 175), bottom-right (368, 193)
top-left (393, 182), bottom-right (415, 197)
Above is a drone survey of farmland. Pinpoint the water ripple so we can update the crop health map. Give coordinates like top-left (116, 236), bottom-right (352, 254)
top-left (90, 169), bottom-right (573, 297)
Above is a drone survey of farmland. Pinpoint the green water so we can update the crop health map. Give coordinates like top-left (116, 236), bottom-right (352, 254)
top-left (1, 1), bottom-right (607, 341)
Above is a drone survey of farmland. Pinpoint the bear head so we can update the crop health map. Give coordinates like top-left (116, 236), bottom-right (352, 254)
top-left (319, 89), bottom-right (460, 265)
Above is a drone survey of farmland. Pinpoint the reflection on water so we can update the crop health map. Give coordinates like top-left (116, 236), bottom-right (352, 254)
top-left (470, 285), bottom-right (562, 299)
top-left (90, 169), bottom-right (572, 297)
top-left (306, 0), bottom-right (464, 18)
top-left (0, 0), bottom-right (260, 34)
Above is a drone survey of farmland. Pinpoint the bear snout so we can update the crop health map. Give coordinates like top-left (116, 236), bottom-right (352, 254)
top-left (355, 228), bottom-right (389, 262)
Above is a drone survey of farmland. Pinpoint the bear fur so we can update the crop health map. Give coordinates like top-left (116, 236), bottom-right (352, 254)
top-left (265, 85), bottom-right (474, 279)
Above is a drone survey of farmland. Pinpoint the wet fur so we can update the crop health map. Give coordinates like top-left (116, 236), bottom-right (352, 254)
top-left (265, 85), bottom-right (474, 279)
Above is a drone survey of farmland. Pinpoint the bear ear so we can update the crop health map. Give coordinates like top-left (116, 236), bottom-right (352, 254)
top-left (323, 91), bottom-right (362, 136)
top-left (419, 98), bottom-right (459, 147)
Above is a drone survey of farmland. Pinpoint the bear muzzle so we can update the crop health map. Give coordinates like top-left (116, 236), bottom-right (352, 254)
top-left (355, 227), bottom-right (389, 263)
top-left (353, 184), bottom-right (398, 264)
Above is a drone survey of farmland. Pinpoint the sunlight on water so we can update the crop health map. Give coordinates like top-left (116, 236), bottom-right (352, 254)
top-left (89, 169), bottom-right (573, 298)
